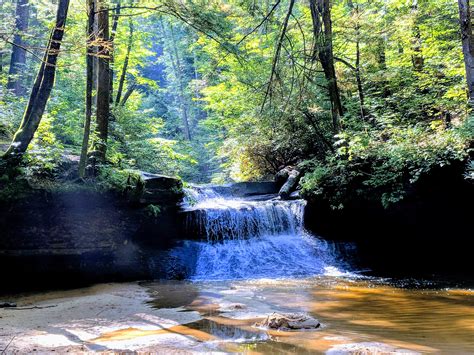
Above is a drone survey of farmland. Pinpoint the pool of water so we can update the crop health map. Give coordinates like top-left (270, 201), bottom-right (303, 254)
top-left (125, 276), bottom-right (474, 353)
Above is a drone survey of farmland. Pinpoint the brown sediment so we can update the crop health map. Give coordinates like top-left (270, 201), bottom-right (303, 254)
top-left (2, 279), bottom-right (474, 353)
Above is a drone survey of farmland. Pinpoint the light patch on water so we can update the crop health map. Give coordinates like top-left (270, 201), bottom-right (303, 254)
top-left (326, 342), bottom-right (421, 354)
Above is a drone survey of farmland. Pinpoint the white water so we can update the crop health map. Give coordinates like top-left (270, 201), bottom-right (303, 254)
top-left (168, 186), bottom-right (347, 280)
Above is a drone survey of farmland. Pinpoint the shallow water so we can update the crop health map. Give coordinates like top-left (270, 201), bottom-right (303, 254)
top-left (139, 276), bottom-right (474, 353)
top-left (2, 277), bottom-right (473, 353)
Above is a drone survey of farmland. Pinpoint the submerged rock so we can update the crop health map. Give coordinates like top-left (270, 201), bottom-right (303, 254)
top-left (256, 312), bottom-right (320, 330)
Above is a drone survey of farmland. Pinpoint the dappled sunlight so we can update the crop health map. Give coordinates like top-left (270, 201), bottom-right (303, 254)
top-left (92, 325), bottom-right (215, 343)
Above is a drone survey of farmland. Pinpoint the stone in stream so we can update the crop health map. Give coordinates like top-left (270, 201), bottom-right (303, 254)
top-left (278, 169), bottom-right (301, 200)
top-left (256, 312), bottom-right (320, 330)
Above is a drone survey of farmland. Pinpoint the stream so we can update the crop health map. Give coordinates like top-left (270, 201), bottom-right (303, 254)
top-left (1, 186), bottom-right (473, 353)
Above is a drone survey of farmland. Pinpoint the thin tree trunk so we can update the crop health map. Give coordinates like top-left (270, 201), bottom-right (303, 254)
top-left (377, 36), bottom-right (387, 70)
top-left (120, 81), bottom-right (136, 106)
top-left (351, 3), bottom-right (366, 119)
top-left (3, 0), bottom-right (70, 163)
top-left (92, 7), bottom-right (99, 106)
top-left (355, 37), bottom-right (365, 119)
top-left (310, 0), bottom-right (343, 132)
top-left (7, 0), bottom-right (29, 96)
top-left (79, 0), bottom-right (95, 178)
top-left (93, 0), bottom-right (110, 163)
top-left (164, 21), bottom-right (192, 140)
top-left (458, 0), bottom-right (474, 105)
top-left (262, 0), bottom-right (295, 109)
top-left (109, 1), bottom-right (121, 104)
top-left (115, 18), bottom-right (133, 105)
top-left (411, 0), bottom-right (424, 71)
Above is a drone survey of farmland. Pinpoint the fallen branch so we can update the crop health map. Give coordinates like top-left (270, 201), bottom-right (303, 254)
top-left (0, 336), bottom-right (16, 354)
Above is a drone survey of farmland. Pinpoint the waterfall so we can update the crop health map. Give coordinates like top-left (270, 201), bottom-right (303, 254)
top-left (164, 185), bottom-right (348, 280)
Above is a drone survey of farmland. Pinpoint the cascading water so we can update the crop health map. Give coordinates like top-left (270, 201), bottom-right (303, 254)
top-left (166, 185), bottom-right (349, 280)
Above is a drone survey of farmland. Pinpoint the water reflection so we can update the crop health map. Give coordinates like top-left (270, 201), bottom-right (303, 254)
top-left (140, 277), bottom-right (474, 353)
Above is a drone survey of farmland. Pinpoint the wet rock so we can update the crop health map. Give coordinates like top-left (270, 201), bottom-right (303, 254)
top-left (279, 170), bottom-right (301, 200)
top-left (256, 312), bottom-right (320, 330)
top-left (219, 303), bottom-right (247, 311)
top-left (275, 167), bottom-right (292, 186)
top-left (288, 190), bottom-right (301, 200)
top-left (57, 154), bottom-right (80, 181)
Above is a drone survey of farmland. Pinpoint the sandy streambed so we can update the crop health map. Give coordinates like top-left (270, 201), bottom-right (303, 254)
top-left (1, 278), bottom-right (474, 353)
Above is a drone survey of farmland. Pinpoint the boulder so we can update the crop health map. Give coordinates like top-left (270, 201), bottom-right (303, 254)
top-left (256, 313), bottom-right (320, 330)
top-left (279, 170), bottom-right (300, 200)
top-left (136, 172), bottom-right (184, 207)
top-left (275, 167), bottom-right (292, 186)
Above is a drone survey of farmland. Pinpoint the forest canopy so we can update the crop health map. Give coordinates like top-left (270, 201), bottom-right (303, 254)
top-left (0, 0), bottom-right (473, 207)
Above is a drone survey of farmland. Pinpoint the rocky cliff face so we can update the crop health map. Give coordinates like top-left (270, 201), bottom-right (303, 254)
top-left (0, 173), bottom-right (186, 292)
top-left (304, 161), bottom-right (474, 279)
top-left (0, 176), bottom-right (285, 292)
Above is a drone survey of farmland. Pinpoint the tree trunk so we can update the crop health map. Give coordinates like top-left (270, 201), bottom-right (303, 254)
top-left (355, 37), bottom-right (365, 119)
top-left (79, 0), bottom-right (95, 178)
top-left (165, 21), bottom-right (192, 141)
top-left (458, 0), bottom-right (474, 105)
top-left (93, 0), bottom-right (110, 163)
top-left (109, 1), bottom-right (121, 104)
top-left (7, 0), bottom-right (29, 96)
top-left (115, 18), bottom-right (134, 105)
top-left (92, 7), bottom-right (99, 107)
top-left (411, 0), bottom-right (424, 71)
top-left (3, 0), bottom-right (70, 163)
top-left (310, 0), bottom-right (343, 132)
top-left (351, 3), bottom-right (366, 119)
top-left (120, 81), bottom-right (136, 106)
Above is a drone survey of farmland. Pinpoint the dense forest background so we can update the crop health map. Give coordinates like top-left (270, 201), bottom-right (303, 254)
top-left (0, 0), bottom-right (472, 208)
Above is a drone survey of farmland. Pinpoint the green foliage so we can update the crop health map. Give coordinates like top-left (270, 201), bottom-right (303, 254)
top-left (146, 204), bottom-right (162, 217)
top-left (301, 120), bottom-right (471, 208)
top-left (96, 167), bottom-right (141, 192)
top-left (0, 0), bottom-right (472, 209)
top-left (23, 116), bottom-right (64, 180)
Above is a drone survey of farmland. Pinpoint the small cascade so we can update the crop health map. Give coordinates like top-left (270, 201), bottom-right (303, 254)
top-left (184, 188), bottom-right (306, 241)
top-left (164, 185), bottom-right (348, 280)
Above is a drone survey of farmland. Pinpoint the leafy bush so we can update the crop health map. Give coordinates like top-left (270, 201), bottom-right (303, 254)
top-left (301, 118), bottom-right (472, 208)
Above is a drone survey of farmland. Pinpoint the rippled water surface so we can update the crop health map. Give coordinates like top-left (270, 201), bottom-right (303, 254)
top-left (140, 277), bottom-right (474, 353)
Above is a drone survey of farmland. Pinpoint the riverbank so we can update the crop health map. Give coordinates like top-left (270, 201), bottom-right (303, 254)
top-left (1, 277), bottom-right (474, 353)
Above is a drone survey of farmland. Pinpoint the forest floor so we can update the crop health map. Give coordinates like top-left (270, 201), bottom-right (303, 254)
top-left (2, 278), bottom-right (474, 353)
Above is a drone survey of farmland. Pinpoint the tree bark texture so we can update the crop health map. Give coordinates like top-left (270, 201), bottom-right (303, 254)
top-left (310, 0), bottom-right (343, 132)
top-left (7, 0), bottom-right (29, 96)
top-left (459, 0), bottom-right (474, 105)
top-left (79, 0), bottom-right (96, 178)
top-left (3, 0), bottom-right (70, 162)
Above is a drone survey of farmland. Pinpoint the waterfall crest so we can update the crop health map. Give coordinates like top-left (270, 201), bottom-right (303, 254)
top-left (165, 185), bottom-right (347, 280)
